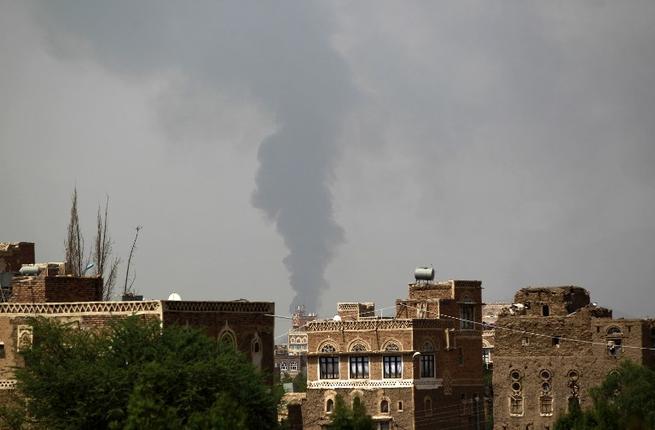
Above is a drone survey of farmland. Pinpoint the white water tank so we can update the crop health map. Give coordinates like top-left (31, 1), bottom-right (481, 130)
top-left (414, 266), bottom-right (434, 281)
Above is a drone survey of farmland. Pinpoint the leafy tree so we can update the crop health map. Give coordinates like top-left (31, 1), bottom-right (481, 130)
top-left (1, 316), bottom-right (281, 430)
top-left (555, 361), bottom-right (655, 430)
top-left (292, 371), bottom-right (307, 393)
top-left (328, 395), bottom-right (374, 430)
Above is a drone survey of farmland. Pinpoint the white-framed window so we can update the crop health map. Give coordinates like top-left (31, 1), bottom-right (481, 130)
top-left (290, 361), bottom-right (298, 372)
top-left (383, 355), bottom-right (402, 378)
top-left (509, 396), bottom-right (523, 416)
top-left (319, 356), bottom-right (339, 379)
top-left (349, 356), bottom-right (369, 379)
top-left (280, 362), bottom-right (288, 372)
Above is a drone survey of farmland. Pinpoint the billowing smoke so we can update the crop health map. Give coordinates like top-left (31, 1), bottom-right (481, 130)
top-left (32, 1), bottom-right (353, 311)
top-left (252, 117), bottom-right (346, 312)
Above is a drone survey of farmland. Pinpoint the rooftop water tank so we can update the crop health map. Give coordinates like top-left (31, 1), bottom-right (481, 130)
top-left (414, 266), bottom-right (434, 281)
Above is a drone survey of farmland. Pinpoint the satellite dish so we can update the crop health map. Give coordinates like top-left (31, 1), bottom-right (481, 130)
top-left (332, 315), bottom-right (342, 322)
top-left (168, 292), bottom-right (182, 301)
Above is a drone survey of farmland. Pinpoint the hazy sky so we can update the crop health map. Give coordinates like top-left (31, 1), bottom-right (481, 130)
top-left (2, 1), bottom-right (654, 332)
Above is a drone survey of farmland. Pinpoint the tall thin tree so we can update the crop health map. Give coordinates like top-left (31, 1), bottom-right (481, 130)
top-left (94, 196), bottom-right (120, 300)
top-left (123, 226), bottom-right (142, 297)
top-left (65, 188), bottom-right (84, 276)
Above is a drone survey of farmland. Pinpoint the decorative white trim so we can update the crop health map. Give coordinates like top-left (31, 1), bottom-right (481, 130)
top-left (0, 380), bottom-right (17, 390)
top-left (0, 301), bottom-right (162, 316)
top-left (308, 378), bottom-right (442, 390)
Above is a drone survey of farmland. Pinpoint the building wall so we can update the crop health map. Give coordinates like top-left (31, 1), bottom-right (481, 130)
top-left (161, 300), bottom-right (275, 379)
top-left (0, 243), bottom-right (35, 273)
top-left (0, 300), bottom-right (276, 390)
top-left (9, 276), bottom-right (103, 303)
top-left (493, 287), bottom-right (655, 430)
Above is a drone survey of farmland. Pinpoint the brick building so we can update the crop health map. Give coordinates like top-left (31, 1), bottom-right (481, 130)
top-left (275, 344), bottom-right (307, 380)
top-left (0, 241), bottom-right (275, 392)
top-left (493, 286), bottom-right (655, 430)
top-left (302, 274), bottom-right (485, 430)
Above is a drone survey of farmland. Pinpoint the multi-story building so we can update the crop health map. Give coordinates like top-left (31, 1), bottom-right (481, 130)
top-left (275, 344), bottom-right (307, 380)
top-left (493, 286), bottom-right (655, 430)
top-left (302, 270), bottom-right (485, 430)
top-left (0, 241), bottom-right (276, 392)
top-left (288, 305), bottom-right (316, 355)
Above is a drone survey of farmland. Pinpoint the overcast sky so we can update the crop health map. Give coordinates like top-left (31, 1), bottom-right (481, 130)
top-left (2, 1), bottom-right (654, 333)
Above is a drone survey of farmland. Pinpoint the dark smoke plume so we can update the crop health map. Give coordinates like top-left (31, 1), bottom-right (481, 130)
top-left (33, 1), bottom-right (353, 311)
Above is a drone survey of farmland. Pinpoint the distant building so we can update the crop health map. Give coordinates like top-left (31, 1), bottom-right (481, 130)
top-left (302, 270), bottom-right (485, 430)
top-left (493, 286), bottom-right (655, 430)
top-left (275, 344), bottom-right (307, 380)
top-left (288, 305), bottom-right (316, 355)
top-left (481, 303), bottom-right (511, 369)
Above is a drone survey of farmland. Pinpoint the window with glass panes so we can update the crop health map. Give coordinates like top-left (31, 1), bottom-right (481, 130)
top-left (349, 356), bottom-right (369, 379)
top-left (319, 356), bottom-right (339, 379)
top-left (383, 355), bottom-right (402, 378)
top-left (460, 303), bottom-right (475, 329)
top-left (420, 353), bottom-right (435, 377)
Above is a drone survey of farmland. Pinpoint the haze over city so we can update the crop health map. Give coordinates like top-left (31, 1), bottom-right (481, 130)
top-left (2, 1), bottom-right (654, 327)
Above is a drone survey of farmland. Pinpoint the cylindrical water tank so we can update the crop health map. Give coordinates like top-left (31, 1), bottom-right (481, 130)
top-left (19, 265), bottom-right (41, 276)
top-left (414, 267), bottom-right (434, 281)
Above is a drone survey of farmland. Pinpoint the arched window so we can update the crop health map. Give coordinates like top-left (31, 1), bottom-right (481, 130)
top-left (424, 397), bottom-right (433, 417)
top-left (542, 305), bottom-right (550, 316)
top-left (326, 398), bottom-right (334, 413)
top-left (422, 341), bottom-right (434, 352)
top-left (219, 330), bottom-right (236, 350)
top-left (540, 395), bottom-right (553, 416)
top-left (380, 399), bottom-right (389, 413)
top-left (290, 361), bottom-right (298, 372)
top-left (384, 341), bottom-right (400, 351)
top-left (320, 343), bottom-right (337, 353)
top-left (350, 342), bottom-right (368, 352)
top-left (280, 362), bottom-right (288, 372)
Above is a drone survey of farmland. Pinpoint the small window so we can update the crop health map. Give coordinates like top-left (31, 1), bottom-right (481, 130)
top-left (540, 396), bottom-right (553, 416)
top-left (384, 342), bottom-right (400, 351)
top-left (253, 341), bottom-right (260, 353)
top-left (568, 396), bottom-right (580, 412)
top-left (458, 347), bottom-right (464, 365)
top-left (320, 344), bottom-right (337, 353)
top-left (326, 398), bottom-right (334, 413)
top-left (380, 399), bottom-right (389, 413)
top-left (280, 362), bottom-right (288, 371)
top-left (219, 330), bottom-right (237, 349)
top-left (0, 342), bottom-right (4, 359)
top-left (460, 304), bottom-right (475, 329)
top-left (351, 342), bottom-right (367, 352)
top-left (510, 396), bottom-right (523, 416)
top-left (290, 361), bottom-right (298, 372)
top-left (542, 305), bottom-right (550, 316)
top-left (510, 370), bottom-right (521, 381)
top-left (397, 401), bottom-right (403, 411)
top-left (552, 336), bottom-right (561, 347)
top-left (424, 397), bottom-right (433, 417)
top-left (511, 382), bottom-right (522, 392)
top-left (540, 369), bottom-right (552, 380)
top-left (522, 337), bottom-right (530, 346)
top-left (378, 422), bottom-right (390, 430)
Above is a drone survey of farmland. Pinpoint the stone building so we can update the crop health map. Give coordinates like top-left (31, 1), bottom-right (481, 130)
top-left (493, 286), bottom-right (655, 430)
top-left (288, 305), bottom-right (317, 355)
top-left (0, 241), bottom-right (275, 391)
top-left (275, 344), bottom-right (307, 379)
top-left (302, 275), bottom-right (485, 430)
top-left (481, 303), bottom-right (511, 369)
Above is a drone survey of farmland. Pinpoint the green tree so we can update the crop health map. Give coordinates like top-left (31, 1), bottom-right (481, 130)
top-left (292, 371), bottom-right (307, 393)
top-left (328, 395), bottom-right (374, 430)
top-left (1, 316), bottom-right (281, 430)
top-left (555, 361), bottom-right (655, 430)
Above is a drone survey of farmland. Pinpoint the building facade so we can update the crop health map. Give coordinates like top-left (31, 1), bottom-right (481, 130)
top-left (493, 286), bottom-right (655, 430)
top-left (0, 241), bottom-right (275, 392)
top-left (303, 277), bottom-right (485, 430)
